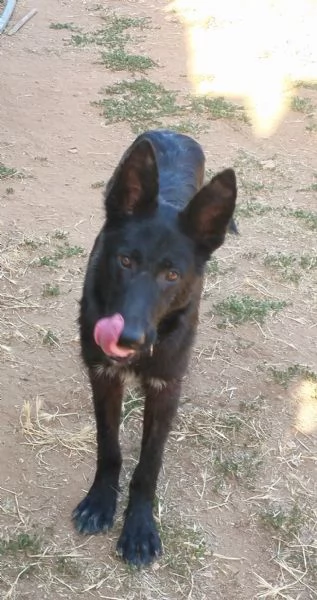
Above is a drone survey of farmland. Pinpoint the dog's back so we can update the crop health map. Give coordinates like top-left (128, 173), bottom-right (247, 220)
top-left (134, 129), bottom-right (205, 208)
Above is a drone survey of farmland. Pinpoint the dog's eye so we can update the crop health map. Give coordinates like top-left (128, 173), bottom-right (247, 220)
top-left (119, 255), bottom-right (132, 269)
top-left (166, 270), bottom-right (179, 282)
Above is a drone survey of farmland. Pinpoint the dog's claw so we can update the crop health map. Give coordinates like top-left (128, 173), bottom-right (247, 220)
top-left (72, 483), bottom-right (117, 535)
top-left (116, 502), bottom-right (162, 567)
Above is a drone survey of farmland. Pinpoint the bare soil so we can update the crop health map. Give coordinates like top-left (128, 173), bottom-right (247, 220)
top-left (0, 1), bottom-right (316, 599)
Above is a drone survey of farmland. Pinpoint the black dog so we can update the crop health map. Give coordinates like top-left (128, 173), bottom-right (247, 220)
top-left (72, 129), bottom-right (237, 566)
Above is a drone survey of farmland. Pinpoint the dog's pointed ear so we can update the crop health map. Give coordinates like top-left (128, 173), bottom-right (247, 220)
top-left (179, 168), bottom-right (237, 254)
top-left (105, 138), bottom-right (159, 220)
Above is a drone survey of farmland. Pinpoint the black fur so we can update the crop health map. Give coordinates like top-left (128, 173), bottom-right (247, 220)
top-left (72, 129), bottom-right (237, 566)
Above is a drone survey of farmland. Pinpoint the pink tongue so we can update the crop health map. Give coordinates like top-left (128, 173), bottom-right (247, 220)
top-left (94, 314), bottom-right (134, 358)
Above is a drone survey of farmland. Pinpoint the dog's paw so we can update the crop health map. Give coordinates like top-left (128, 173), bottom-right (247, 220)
top-left (117, 501), bottom-right (162, 566)
top-left (72, 483), bottom-right (117, 535)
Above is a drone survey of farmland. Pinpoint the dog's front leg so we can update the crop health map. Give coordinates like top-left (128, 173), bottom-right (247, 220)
top-left (72, 368), bottom-right (123, 534)
top-left (117, 379), bottom-right (181, 566)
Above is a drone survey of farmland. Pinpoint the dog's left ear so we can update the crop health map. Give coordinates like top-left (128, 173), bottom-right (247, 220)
top-left (105, 138), bottom-right (159, 220)
top-left (179, 168), bottom-right (237, 254)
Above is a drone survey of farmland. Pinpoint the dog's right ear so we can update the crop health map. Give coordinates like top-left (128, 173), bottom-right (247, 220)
top-left (104, 138), bottom-right (159, 221)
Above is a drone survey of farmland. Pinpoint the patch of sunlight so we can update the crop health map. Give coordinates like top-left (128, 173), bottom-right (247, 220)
top-left (167, 0), bottom-right (317, 137)
top-left (295, 380), bottom-right (317, 434)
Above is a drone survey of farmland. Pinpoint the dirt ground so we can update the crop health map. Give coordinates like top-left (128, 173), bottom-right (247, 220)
top-left (0, 1), bottom-right (316, 599)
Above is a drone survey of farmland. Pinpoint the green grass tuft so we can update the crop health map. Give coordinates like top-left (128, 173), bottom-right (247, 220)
top-left (264, 252), bottom-right (317, 283)
top-left (38, 243), bottom-right (84, 267)
top-left (71, 13), bottom-right (150, 49)
top-left (161, 522), bottom-right (208, 575)
top-left (306, 119), bottom-right (317, 132)
top-left (55, 556), bottom-right (82, 577)
top-left (214, 450), bottom-right (262, 481)
top-left (295, 80), bottom-right (317, 90)
top-left (0, 532), bottom-right (41, 556)
top-left (213, 294), bottom-right (287, 326)
top-left (190, 95), bottom-right (248, 122)
top-left (287, 208), bottom-right (317, 230)
top-left (95, 78), bottom-right (181, 132)
top-left (91, 180), bottom-right (105, 189)
top-left (95, 77), bottom-right (249, 132)
top-left (268, 364), bottom-right (317, 388)
top-left (42, 330), bottom-right (59, 347)
top-left (52, 229), bottom-right (68, 240)
top-left (297, 182), bottom-right (317, 192)
top-left (260, 503), bottom-right (304, 538)
top-left (291, 96), bottom-right (314, 113)
top-left (42, 283), bottom-right (60, 297)
top-left (299, 254), bottom-right (317, 269)
top-left (166, 121), bottom-right (207, 135)
top-left (100, 48), bottom-right (157, 72)
top-left (0, 163), bottom-right (19, 180)
top-left (69, 12), bottom-right (154, 77)
top-left (50, 22), bottom-right (78, 31)
top-left (240, 179), bottom-right (265, 194)
top-left (237, 200), bottom-right (272, 217)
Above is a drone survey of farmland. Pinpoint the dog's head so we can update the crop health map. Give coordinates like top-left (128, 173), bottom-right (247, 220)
top-left (94, 137), bottom-right (237, 360)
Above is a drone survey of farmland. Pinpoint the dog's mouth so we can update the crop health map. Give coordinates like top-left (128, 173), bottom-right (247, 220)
top-left (94, 314), bottom-right (136, 358)
top-left (94, 314), bottom-right (155, 362)
top-left (108, 353), bottom-right (136, 366)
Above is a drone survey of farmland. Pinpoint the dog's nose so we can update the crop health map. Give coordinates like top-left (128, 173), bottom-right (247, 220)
top-left (119, 327), bottom-right (146, 350)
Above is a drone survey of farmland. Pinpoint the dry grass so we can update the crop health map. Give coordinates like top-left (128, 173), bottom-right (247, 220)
top-left (20, 398), bottom-right (96, 458)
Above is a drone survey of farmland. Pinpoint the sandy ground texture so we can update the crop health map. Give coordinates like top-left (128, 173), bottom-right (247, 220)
top-left (0, 1), bottom-right (316, 599)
